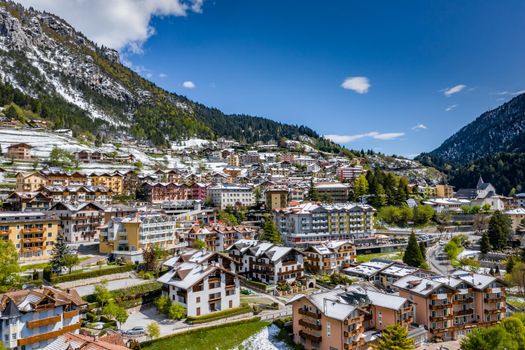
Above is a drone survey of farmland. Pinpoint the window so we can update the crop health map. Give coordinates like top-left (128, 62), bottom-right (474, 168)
top-left (327, 321), bottom-right (331, 336)
top-left (196, 297), bottom-right (200, 303)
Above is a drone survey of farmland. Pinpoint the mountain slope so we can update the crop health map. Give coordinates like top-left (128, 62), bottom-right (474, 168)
top-left (419, 93), bottom-right (525, 164)
top-left (0, 1), bottom-right (335, 149)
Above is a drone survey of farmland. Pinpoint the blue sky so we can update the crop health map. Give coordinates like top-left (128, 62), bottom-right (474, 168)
top-left (22, 0), bottom-right (525, 156)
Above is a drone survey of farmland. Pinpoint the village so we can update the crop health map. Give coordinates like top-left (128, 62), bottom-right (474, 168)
top-left (1, 125), bottom-right (525, 350)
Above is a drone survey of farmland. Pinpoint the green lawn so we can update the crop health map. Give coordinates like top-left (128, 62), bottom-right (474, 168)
top-left (142, 320), bottom-right (269, 350)
top-left (356, 251), bottom-right (403, 263)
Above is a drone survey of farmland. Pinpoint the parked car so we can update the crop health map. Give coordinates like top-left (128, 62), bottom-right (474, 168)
top-left (124, 326), bottom-right (146, 336)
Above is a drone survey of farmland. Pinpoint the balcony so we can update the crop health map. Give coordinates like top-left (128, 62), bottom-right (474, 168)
top-left (484, 296), bottom-right (505, 303)
top-left (27, 315), bottom-right (61, 329)
top-left (430, 314), bottom-right (453, 322)
top-left (18, 322), bottom-right (81, 346)
top-left (0, 229), bottom-right (11, 236)
top-left (20, 246), bottom-right (45, 253)
top-left (278, 267), bottom-right (304, 276)
top-left (21, 227), bottom-right (46, 234)
top-left (344, 315), bottom-right (364, 324)
top-left (429, 303), bottom-right (452, 310)
top-left (484, 307), bottom-right (506, 314)
top-left (22, 236), bottom-right (46, 244)
top-left (299, 318), bottom-right (322, 331)
top-left (299, 330), bottom-right (322, 343)
top-left (453, 297), bottom-right (474, 304)
top-left (298, 308), bottom-right (321, 319)
top-left (455, 309), bottom-right (474, 316)
top-left (344, 326), bottom-right (363, 337)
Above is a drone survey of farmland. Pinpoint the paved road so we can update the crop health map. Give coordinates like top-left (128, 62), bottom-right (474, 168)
top-left (74, 277), bottom-right (152, 296)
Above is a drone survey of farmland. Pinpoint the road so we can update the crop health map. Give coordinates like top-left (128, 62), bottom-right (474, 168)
top-left (426, 231), bottom-right (481, 275)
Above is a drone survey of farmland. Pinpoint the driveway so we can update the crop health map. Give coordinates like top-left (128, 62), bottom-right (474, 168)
top-left (122, 306), bottom-right (184, 337)
top-left (74, 277), bottom-right (152, 297)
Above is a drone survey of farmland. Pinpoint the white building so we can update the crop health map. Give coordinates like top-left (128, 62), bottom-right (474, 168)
top-left (0, 287), bottom-right (85, 350)
top-left (208, 184), bottom-right (255, 209)
top-left (158, 254), bottom-right (240, 317)
top-left (48, 202), bottom-right (105, 243)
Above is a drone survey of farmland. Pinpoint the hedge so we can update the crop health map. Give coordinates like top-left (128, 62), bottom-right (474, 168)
top-left (48, 265), bottom-right (134, 283)
top-left (243, 280), bottom-right (270, 292)
top-left (141, 317), bottom-right (262, 347)
top-left (186, 305), bottom-right (252, 324)
top-left (84, 281), bottom-right (162, 308)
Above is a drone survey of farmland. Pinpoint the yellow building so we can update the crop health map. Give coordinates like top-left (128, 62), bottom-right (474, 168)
top-left (227, 154), bottom-right (240, 167)
top-left (16, 172), bottom-right (48, 192)
top-left (90, 173), bottom-right (124, 194)
top-left (99, 212), bottom-right (179, 263)
top-left (435, 184), bottom-right (454, 198)
top-left (0, 212), bottom-right (59, 262)
top-left (265, 188), bottom-right (289, 210)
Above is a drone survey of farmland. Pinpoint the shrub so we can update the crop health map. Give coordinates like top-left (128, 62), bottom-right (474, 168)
top-left (186, 306), bottom-right (252, 324)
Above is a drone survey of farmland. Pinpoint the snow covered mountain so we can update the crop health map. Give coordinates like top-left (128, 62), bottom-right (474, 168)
top-left (418, 92), bottom-right (525, 164)
top-left (0, 1), bottom-right (329, 148)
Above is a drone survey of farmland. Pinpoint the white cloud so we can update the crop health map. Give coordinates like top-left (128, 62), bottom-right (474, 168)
top-left (159, 73), bottom-right (168, 78)
top-left (182, 81), bottom-right (196, 89)
top-left (442, 84), bottom-right (466, 97)
top-left (411, 124), bottom-right (427, 131)
top-left (445, 104), bottom-right (457, 112)
top-left (325, 131), bottom-right (404, 143)
top-left (341, 76), bottom-right (370, 94)
top-left (493, 90), bottom-right (525, 96)
top-left (19, 0), bottom-right (205, 53)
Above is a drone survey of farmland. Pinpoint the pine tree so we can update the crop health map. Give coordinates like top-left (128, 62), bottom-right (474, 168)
top-left (489, 267), bottom-right (494, 276)
top-left (261, 216), bottom-right (282, 245)
top-left (480, 232), bottom-right (491, 255)
top-left (353, 174), bottom-right (369, 201)
top-left (495, 265), bottom-right (501, 275)
top-left (403, 231), bottom-right (424, 268)
top-left (488, 211), bottom-right (512, 250)
top-left (50, 232), bottom-right (71, 274)
top-left (418, 241), bottom-right (426, 260)
top-left (372, 324), bottom-right (414, 350)
top-left (307, 179), bottom-right (320, 201)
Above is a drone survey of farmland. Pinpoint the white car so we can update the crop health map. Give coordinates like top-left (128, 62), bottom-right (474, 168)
top-left (124, 326), bottom-right (146, 336)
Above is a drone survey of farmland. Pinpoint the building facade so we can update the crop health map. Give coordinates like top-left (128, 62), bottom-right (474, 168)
top-left (208, 184), bottom-right (255, 209)
top-left (0, 212), bottom-right (59, 262)
top-left (0, 287), bottom-right (85, 350)
top-left (274, 202), bottom-right (375, 247)
top-left (303, 241), bottom-right (356, 274)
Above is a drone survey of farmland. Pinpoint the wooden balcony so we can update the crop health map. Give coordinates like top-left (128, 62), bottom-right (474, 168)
top-left (430, 314), bottom-right (453, 322)
top-left (278, 267), bottom-right (304, 276)
top-left (18, 322), bottom-right (81, 346)
top-left (484, 297), bottom-right (505, 303)
top-left (20, 246), bottom-right (45, 253)
top-left (298, 308), bottom-right (321, 319)
top-left (484, 307), bottom-right (506, 314)
top-left (299, 330), bottom-right (322, 343)
top-left (344, 326), bottom-right (363, 337)
top-left (0, 229), bottom-right (11, 236)
top-left (429, 303), bottom-right (451, 310)
top-left (27, 315), bottom-right (61, 329)
top-left (344, 315), bottom-right (364, 324)
top-left (455, 308), bottom-right (474, 316)
top-left (21, 227), bottom-right (46, 234)
top-left (453, 297), bottom-right (474, 304)
top-left (344, 338), bottom-right (365, 350)
top-left (22, 236), bottom-right (46, 244)
top-left (63, 309), bottom-right (79, 319)
top-left (299, 318), bottom-right (322, 331)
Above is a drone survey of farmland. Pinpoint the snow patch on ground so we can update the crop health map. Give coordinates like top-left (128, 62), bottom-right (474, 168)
top-left (171, 138), bottom-right (211, 150)
top-left (233, 324), bottom-right (293, 350)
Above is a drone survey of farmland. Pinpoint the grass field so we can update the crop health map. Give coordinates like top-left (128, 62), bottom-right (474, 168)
top-left (356, 251), bottom-right (403, 263)
top-left (142, 319), bottom-right (269, 350)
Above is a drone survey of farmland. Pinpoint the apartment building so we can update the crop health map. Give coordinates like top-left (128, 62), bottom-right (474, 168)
top-left (227, 154), bottom-right (240, 167)
top-left (99, 212), bottom-right (179, 262)
top-left (187, 224), bottom-right (257, 252)
top-left (273, 202), bottom-right (375, 247)
top-left (89, 173), bottom-right (124, 194)
top-left (393, 270), bottom-right (506, 341)
top-left (6, 143), bottom-right (32, 160)
top-left (40, 185), bottom-right (113, 205)
top-left (15, 172), bottom-right (47, 192)
top-left (140, 182), bottom-right (208, 203)
top-left (226, 239), bottom-right (304, 285)
top-left (288, 284), bottom-right (418, 350)
top-left (314, 182), bottom-right (350, 202)
top-left (3, 192), bottom-right (52, 212)
top-left (49, 202), bottom-right (105, 243)
top-left (0, 212), bottom-right (59, 262)
top-left (208, 184), bottom-right (255, 209)
top-left (265, 187), bottom-right (289, 210)
top-left (304, 241), bottom-right (356, 274)
top-left (344, 260), bottom-right (419, 288)
top-left (40, 170), bottom-right (89, 187)
top-left (158, 257), bottom-right (240, 317)
top-left (0, 287), bottom-right (86, 350)
top-left (435, 184), bottom-right (454, 198)
top-left (336, 165), bottom-right (366, 182)
top-left (163, 248), bottom-right (237, 272)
